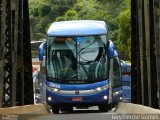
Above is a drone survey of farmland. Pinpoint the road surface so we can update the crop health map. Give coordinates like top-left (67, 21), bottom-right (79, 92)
top-left (15, 107), bottom-right (117, 120)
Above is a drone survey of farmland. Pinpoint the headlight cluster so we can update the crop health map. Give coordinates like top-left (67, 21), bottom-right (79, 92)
top-left (113, 91), bottom-right (122, 96)
top-left (95, 84), bottom-right (109, 91)
top-left (47, 86), bottom-right (60, 92)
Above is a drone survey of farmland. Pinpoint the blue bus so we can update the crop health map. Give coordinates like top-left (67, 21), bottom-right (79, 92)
top-left (39, 20), bottom-right (123, 113)
top-left (121, 61), bottom-right (131, 102)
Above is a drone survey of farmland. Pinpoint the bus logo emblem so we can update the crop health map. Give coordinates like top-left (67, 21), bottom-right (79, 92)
top-left (75, 90), bottom-right (80, 95)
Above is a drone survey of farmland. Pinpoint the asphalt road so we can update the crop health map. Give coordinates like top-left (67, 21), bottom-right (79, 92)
top-left (17, 107), bottom-right (117, 120)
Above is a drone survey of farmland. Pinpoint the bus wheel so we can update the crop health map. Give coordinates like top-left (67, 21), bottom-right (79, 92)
top-left (98, 104), bottom-right (108, 112)
top-left (107, 104), bottom-right (112, 110)
top-left (52, 105), bottom-right (59, 114)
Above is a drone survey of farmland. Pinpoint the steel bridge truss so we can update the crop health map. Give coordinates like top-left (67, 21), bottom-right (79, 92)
top-left (0, 0), bottom-right (33, 107)
top-left (131, 0), bottom-right (160, 108)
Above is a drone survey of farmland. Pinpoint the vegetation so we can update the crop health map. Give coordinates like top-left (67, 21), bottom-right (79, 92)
top-left (29, 0), bottom-right (131, 60)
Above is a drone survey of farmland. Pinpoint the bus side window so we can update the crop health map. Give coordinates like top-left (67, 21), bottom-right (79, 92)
top-left (112, 57), bottom-right (121, 87)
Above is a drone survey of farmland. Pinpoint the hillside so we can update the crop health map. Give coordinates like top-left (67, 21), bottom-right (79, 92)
top-left (29, 0), bottom-right (130, 59)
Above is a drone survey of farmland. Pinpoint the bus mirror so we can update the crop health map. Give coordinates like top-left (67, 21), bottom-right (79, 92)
top-left (39, 42), bottom-right (46, 61)
top-left (108, 40), bottom-right (115, 58)
top-left (120, 60), bottom-right (127, 74)
top-left (114, 50), bottom-right (118, 57)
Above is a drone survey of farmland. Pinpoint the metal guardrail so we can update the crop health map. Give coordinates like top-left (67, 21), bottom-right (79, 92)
top-left (0, 0), bottom-right (33, 107)
top-left (116, 102), bottom-right (160, 114)
top-left (0, 104), bottom-right (51, 114)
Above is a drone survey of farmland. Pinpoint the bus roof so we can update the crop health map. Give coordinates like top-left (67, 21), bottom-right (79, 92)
top-left (31, 40), bottom-right (45, 44)
top-left (31, 40), bottom-right (45, 50)
top-left (47, 20), bottom-right (108, 36)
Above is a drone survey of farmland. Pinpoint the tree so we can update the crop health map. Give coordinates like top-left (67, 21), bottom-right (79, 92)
top-left (29, 0), bottom-right (131, 60)
top-left (39, 4), bottom-right (51, 17)
top-left (116, 9), bottom-right (131, 59)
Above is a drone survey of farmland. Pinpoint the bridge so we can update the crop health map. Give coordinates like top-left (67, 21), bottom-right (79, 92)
top-left (0, 0), bottom-right (33, 107)
top-left (131, 0), bottom-right (160, 108)
top-left (0, 0), bottom-right (160, 116)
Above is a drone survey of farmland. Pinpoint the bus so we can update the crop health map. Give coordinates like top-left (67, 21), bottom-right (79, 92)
top-left (31, 40), bottom-right (45, 73)
top-left (38, 20), bottom-right (123, 113)
top-left (121, 61), bottom-right (131, 102)
top-left (31, 40), bottom-right (46, 104)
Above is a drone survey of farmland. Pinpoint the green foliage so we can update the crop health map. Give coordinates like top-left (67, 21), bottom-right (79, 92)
top-left (56, 16), bottom-right (65, 21)
top-left (29, 0), bottom-right (131, 59)
top-left (39, 4), bottom-right (51, 17)
top-left (29, 0), bottom-right (73, 41)
top-left (65, 10), bottom-right (78, 20)
top-left (30, 8), bottom-right (39, 17)
top-left (116, 9), bottom-right (131, 59)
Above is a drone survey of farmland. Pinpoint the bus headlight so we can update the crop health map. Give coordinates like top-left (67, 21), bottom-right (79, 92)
top-left (95, 85), bottom-right (109, 91)
top-left (115, 91), bottom-right (119, 94)
top-left (48, 96), bottom-right (52, 101)
top-left (103, 95), bottom-right (108, 100)
top-left (47, 86), bottom-right (60, 93)
top-left (53, 88), bottom-right (59, 92)
top-left (96, 87), bottom-right (102, 91)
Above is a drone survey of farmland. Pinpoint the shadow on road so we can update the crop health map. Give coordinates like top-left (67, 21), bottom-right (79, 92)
top-left (61, 110), bottom-right (102, 114)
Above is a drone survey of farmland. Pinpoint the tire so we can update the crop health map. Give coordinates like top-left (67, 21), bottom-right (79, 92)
top-left (52, 105), bottom-right (59, 114)
top-left (98, 104), bottom-right (108, 112)
top-left (107, 104), bottom-right (112, 110)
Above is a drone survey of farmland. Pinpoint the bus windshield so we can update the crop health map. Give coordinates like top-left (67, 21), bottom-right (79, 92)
top-left (46, 35), bottom-right (108, 84)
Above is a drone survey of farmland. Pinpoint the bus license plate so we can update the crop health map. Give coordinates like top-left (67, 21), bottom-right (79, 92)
top-left (72, 97), bottom-right (83, 102)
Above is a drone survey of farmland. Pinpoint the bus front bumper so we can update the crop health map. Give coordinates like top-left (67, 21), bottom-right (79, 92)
top-left (46, 89), bottom-right (109, 106)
